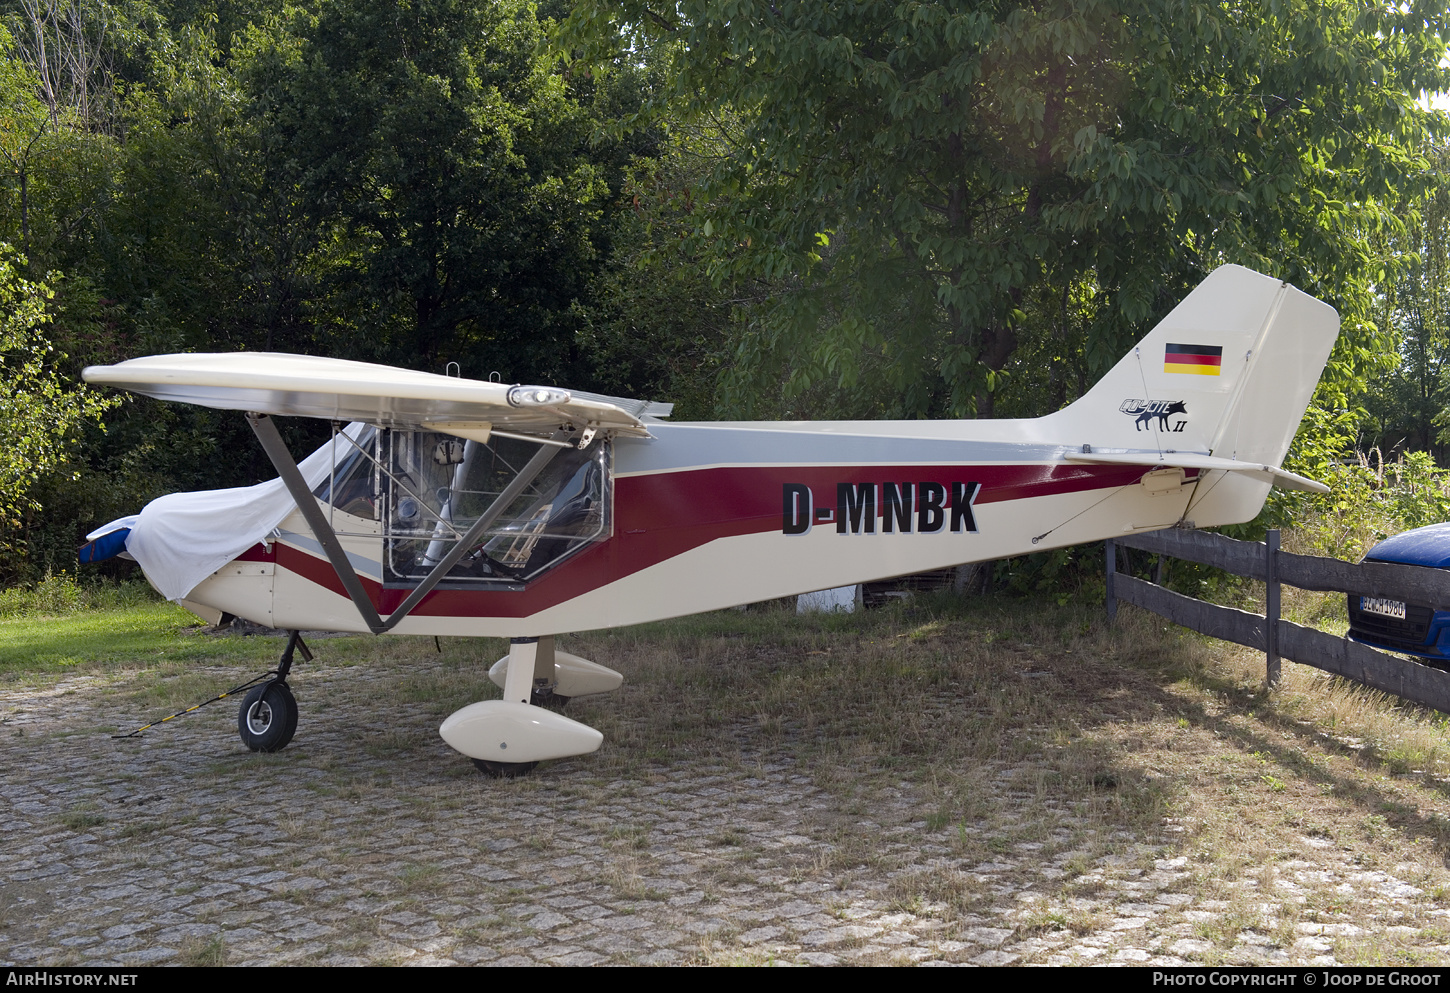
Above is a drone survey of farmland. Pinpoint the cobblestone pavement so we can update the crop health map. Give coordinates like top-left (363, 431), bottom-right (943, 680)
top-left (4, 652), bottom-right (1450, 967)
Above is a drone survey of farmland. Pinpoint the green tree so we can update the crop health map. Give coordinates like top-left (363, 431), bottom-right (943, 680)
top-left (245, 0), bottom-right (636, 383)
top-left (0, 249), bottom-right (114, 569)
top-left (575, 115), bottom-right (750, 416)
top-left (570, 0), bottom-right (1450, 421)
top-left (0, 30), bottom-right (51, 257)
top-left (1361, 144), bottom-right (1450, 461)
top-left (0, 13), bottom-right (125, 272)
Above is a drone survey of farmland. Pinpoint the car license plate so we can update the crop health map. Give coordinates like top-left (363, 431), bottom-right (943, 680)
top-left (1360, 596), bottom-right (1407, 620)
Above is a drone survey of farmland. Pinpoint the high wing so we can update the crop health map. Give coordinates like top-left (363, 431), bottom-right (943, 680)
top-left (1063, 451), bottom-right (1330, 494)
top-left (82, 352), bottom-right (670, 442)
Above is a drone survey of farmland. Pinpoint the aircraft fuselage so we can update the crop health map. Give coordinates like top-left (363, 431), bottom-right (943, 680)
top-left (181, 417), bottom-right (1199, 637)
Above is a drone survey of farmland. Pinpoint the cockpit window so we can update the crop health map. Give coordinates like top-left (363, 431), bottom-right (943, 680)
top-left (371, 431), bottom-right (610, 588)
top-left (312, 425), bottom-right (379, 518)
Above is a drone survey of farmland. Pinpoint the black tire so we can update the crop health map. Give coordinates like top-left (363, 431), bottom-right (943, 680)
top-left (471, 758), bottom-right (538, 778)
top-left (530, 687), bottom-right (570, 709)
top-left (238, 681), bottom-right (298, 752)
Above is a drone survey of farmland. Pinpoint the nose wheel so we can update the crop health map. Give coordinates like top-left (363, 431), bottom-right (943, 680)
top-left (237, 630), bottom-right (309, 753)
top-left (238, 680), bottom-right (297, 752)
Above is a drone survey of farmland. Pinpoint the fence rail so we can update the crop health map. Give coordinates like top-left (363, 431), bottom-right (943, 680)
top-left (1115, 528), bottom-right (1450, 605)
top-left (1106, 528), bottom-right (1450, 715)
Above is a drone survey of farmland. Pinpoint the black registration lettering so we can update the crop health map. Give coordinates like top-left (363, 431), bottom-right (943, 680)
top-left (882, 482), bottom-right (913, 533)
top-left (837, 482), bottom-right (877, 534)
top-left (951, 481), bottom-right (980, 533)
top-left (917, 482), bottom-right (946, 533)
top-left (782, 483), bottom-right (812, 535)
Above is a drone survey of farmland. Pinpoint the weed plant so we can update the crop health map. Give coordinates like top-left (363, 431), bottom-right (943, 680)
top-left (0, 571), bottom-right (157, 619)
top-left (1274, 448), bottom-right (1450, 562)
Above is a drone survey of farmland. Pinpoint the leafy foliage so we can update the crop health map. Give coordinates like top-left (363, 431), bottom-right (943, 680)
top-left (1277, 449), bottom-right (1450, 562)
top-left (570, 0), bottom-right (1450, 424)
top-left (0, 248), bottom-right (115, 564)
top-left (232, 0), bottom-right (648, 384)
top-left (1359, 145), bottom-right (1450, 462)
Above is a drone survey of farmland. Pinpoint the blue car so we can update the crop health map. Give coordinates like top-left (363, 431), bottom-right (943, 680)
top-left (1345, 523), bottom-right (1450, 660)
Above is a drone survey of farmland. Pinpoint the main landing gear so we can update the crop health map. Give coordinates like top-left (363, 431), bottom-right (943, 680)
top-left (471, 759), bottom-right (538, 778)
top-left (238, 629), bottom-right (311, 753)
top-left (440, 636), bottom-right (623, 778)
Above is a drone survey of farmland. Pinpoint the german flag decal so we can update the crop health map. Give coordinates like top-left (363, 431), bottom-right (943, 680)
top-left (1164, 343), bottom-right (1223, 376)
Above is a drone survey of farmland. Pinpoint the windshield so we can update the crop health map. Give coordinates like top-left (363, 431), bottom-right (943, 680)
top-left (374, 430), bottom-right (611, 587)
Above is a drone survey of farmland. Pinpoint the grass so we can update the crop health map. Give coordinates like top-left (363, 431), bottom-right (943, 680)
top-left (11, 573), bottom-right (1450, 964)
top-left (1202, 577), bottom-right (1450, 780)
top-left (60, 806), bottom-right (107, 832)
top-left (0, 598), bottom-right (283, 675)
top-left (178, 934), bottom-right (227, 967)
top-left (397, 863), bottom-right (443, 891)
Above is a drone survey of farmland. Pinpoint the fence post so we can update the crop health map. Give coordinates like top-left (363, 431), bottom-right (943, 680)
top-left (1105, 538), bottom-right (1117, 623)
top-left (1266, 528), bottom-right (1280, 687)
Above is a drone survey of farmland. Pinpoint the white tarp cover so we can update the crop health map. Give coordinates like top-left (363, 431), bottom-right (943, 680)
top-left (88, 425), bottom-right (365, 601)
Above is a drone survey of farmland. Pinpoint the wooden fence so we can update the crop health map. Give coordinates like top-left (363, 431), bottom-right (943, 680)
top-left (1105, 528), bottom-right (1450, 714)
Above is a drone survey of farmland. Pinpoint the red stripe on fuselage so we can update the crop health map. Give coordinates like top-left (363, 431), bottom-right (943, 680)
top-left (275, 462), bottom-right (1155, 618)
top-left (235, 542), bottom-right (276, 563)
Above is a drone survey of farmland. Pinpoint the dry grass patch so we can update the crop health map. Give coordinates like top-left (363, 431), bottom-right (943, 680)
top-left (607, 858), bottom-right (671, 902)
top-left (885, 869), bottom-right (982, 914)
top-left (697, 940), bottom-right (783, 966)
top-left (14, 579), bottom-right (1450, 964)
top-left (177, 934), bottom-right (227, 966)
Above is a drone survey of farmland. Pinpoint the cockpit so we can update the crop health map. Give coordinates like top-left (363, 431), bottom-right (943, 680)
top-left (313, 426), bottom-right (611, 589)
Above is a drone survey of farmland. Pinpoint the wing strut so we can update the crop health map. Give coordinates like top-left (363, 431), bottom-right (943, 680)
top-left (249, 412), bottom-right (387, 634)
top-left (247, 412), bottom-right (563, 635)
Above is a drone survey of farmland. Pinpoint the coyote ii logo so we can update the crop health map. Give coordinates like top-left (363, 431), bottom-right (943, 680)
top-left (1120, 399), bottom-right (1187, 433)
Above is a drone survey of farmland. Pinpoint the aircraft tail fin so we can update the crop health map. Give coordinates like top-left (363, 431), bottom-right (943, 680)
top-left (1043, 264), bottom-right (1340, 526)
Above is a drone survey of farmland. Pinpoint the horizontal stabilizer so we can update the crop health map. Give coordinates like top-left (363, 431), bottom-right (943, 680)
top-left (1064, 451), bottom-right (1330, 494)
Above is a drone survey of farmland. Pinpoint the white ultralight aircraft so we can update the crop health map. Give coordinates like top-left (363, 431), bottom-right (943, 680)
top-left (80, 264), bottom-right (1339, 776)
